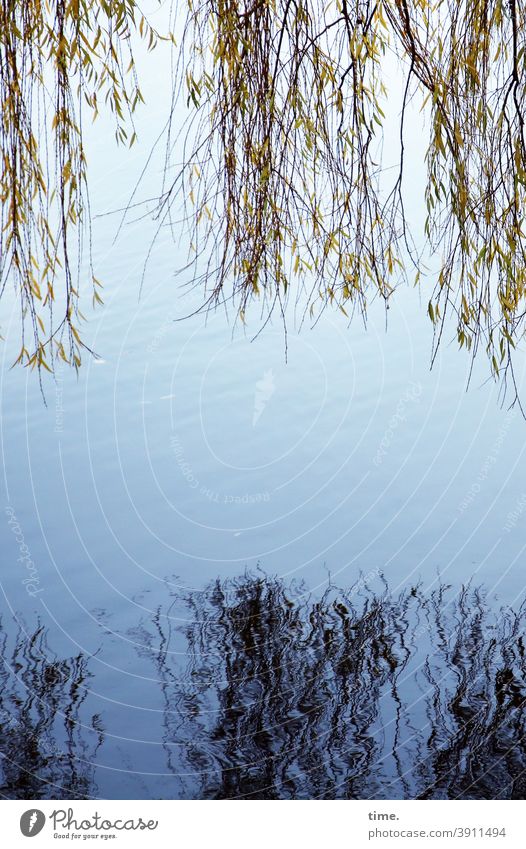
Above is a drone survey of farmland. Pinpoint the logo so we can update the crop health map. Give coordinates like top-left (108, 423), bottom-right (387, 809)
top-left (20, 809), bottom-right (46, 837)
top-left (252, 369), bottom-right (275, 427)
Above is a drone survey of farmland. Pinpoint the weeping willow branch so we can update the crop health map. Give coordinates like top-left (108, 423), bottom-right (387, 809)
top-left (2, 1), bottom-right (526, 391)
top-left (0, 0), bottom-right (170, 372)
top-left (165, 0), bottom-right (526, 394)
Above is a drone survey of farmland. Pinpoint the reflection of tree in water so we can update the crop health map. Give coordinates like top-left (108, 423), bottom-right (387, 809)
top-left (151, 576), bottom-right (526, 799)
top-left (1, 576), bottom-right (525, 799)
top-left (0, 620), bottom-right (103, 799)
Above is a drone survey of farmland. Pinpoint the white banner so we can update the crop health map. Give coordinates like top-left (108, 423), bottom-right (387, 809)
top-left (1, 800), bottom-right (525, 848)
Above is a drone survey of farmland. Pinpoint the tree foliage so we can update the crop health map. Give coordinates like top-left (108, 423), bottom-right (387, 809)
top-left (0, 0), bottom-right (167, 371)
top-left (177, 0), bottom-right (526, 393)
top-left (2, 1), bottom-right (526, 390)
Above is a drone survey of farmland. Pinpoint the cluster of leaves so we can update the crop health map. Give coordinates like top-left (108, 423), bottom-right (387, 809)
top-left (0, 0), bottom-right (168, 373)
top-left (3, 1), bottom-right (526, 390)
top-left (170, 0), bottom-right (526, 393)
top-left (174, 0), bottom-right (397, 327)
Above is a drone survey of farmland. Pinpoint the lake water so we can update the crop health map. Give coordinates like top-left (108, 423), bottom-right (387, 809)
top-left (1, 37), bottom-right (526, 800)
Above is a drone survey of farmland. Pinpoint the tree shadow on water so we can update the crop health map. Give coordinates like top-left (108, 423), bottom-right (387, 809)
top-left (151, 576), bottom-right (526, 800)
top-left (0, 620), bottom-right (103, 799)
top-left (1, 576), bottom-right (526, 799)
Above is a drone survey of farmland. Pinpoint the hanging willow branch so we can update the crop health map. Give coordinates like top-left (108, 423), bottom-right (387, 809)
top-left (162, 0), bottom-right (526, 393)
top-left (2, 1), bottom-right (526, 390)
top-left (0, 0), bottom-right (169, 372)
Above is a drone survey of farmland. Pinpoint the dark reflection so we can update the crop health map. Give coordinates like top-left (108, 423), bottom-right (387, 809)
top-left (151, 576), bottom-right (526, 800)
top-left (1, 576), bottom-right (526, 799)
top-left (0, 619), bottom-right (103, 799)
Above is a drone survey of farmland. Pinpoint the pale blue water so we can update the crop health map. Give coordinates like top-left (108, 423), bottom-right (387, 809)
top-left (1, 43), bottom-right (526, 799)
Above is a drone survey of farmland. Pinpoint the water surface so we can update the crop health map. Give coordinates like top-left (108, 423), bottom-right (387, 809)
top-left (1, 44), bottom-right (526, 800)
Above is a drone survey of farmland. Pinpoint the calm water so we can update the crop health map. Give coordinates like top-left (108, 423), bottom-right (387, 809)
top-left (1, 44), bottom-right (526, 800)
